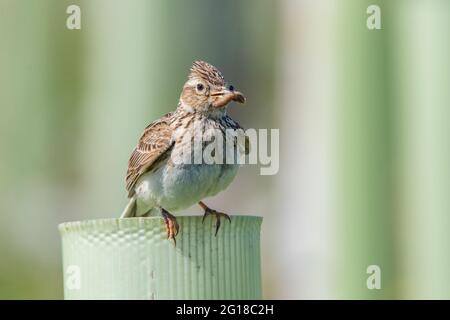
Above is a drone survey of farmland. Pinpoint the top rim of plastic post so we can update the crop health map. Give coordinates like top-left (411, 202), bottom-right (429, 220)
top-left (58, 215), bottom-right (263, 234)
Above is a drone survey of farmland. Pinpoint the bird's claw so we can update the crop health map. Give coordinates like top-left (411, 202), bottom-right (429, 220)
top-left (162, 209), bottom-right (179, 245)
top-left (202, 208), bottom-right (231, 236)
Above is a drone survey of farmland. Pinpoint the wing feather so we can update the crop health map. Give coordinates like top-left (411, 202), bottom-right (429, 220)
top-left (125, 112), bottom-right (174, 197)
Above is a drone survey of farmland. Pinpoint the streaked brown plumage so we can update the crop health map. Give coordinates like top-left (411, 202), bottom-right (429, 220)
top-left (126, 112), bottom-right (174, 196)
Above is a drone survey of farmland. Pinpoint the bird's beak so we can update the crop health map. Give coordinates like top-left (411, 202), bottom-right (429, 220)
top-left (210, 87), bottom-right (246, 108)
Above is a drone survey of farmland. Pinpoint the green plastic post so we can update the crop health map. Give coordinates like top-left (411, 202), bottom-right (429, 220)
top-left (59, 216), bottom-right (262, 299)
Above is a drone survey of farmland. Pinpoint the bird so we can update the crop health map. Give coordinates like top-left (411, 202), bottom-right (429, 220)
top-left (120, 61), bottom-right (248, 243)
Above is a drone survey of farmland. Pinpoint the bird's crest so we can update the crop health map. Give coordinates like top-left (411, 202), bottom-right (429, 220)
top-left (189, 61), bottom-right (225, 86)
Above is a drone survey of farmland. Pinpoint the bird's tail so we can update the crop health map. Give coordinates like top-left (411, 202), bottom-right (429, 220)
top-left (120, 196), bottom-right (137, 218)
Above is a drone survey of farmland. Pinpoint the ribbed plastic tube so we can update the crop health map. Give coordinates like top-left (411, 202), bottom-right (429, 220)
top-left (59, 215), bottom-right (262, 299)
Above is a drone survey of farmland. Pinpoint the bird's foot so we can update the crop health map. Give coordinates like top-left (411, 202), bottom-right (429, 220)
top-left (161, 209), bottom-right (179, 245)
top-left (200, 203), bottom-right (231, 236)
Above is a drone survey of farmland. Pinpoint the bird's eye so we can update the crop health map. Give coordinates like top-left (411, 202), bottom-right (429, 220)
top-left (228, 85), bottom-right (234, 91)
top-left (196, 83), bottom-right (204, 91)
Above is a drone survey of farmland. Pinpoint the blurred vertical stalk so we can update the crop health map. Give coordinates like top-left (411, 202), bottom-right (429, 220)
top-left (0, 0), bottom-right (84, 298)
top-left (335, 0), bottom-right (395, 298)
top-left (80, 0), bottom-right (165, 217)
top-left (0, 1), bottom-right (53, 187)
top-left (274, 0), bottom-right (335, 299)
top-left (392, 0), bottom-right (450, 299)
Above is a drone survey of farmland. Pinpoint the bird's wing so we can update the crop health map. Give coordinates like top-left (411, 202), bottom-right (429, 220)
top-left (126, 112), bottom-right (174, 197)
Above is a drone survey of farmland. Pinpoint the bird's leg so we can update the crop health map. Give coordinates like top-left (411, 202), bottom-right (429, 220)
top-left (161, 208), bottom-right (179, 245)
top-left (198, 201), bottom-right (231, 236)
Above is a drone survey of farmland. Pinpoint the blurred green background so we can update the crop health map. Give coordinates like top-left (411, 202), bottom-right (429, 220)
top-left (0, 0), bottom-right (449, 299)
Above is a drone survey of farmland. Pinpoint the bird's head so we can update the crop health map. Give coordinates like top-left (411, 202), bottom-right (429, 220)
top-left (179, 61), bottom-right (245, 117)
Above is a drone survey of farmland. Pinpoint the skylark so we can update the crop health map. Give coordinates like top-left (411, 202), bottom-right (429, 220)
top-left (120, 61), bottom-right (247, 243)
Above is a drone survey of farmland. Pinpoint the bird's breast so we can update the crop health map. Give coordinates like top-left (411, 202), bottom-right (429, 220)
top-left (135, 116), bottom-right (242, 212)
